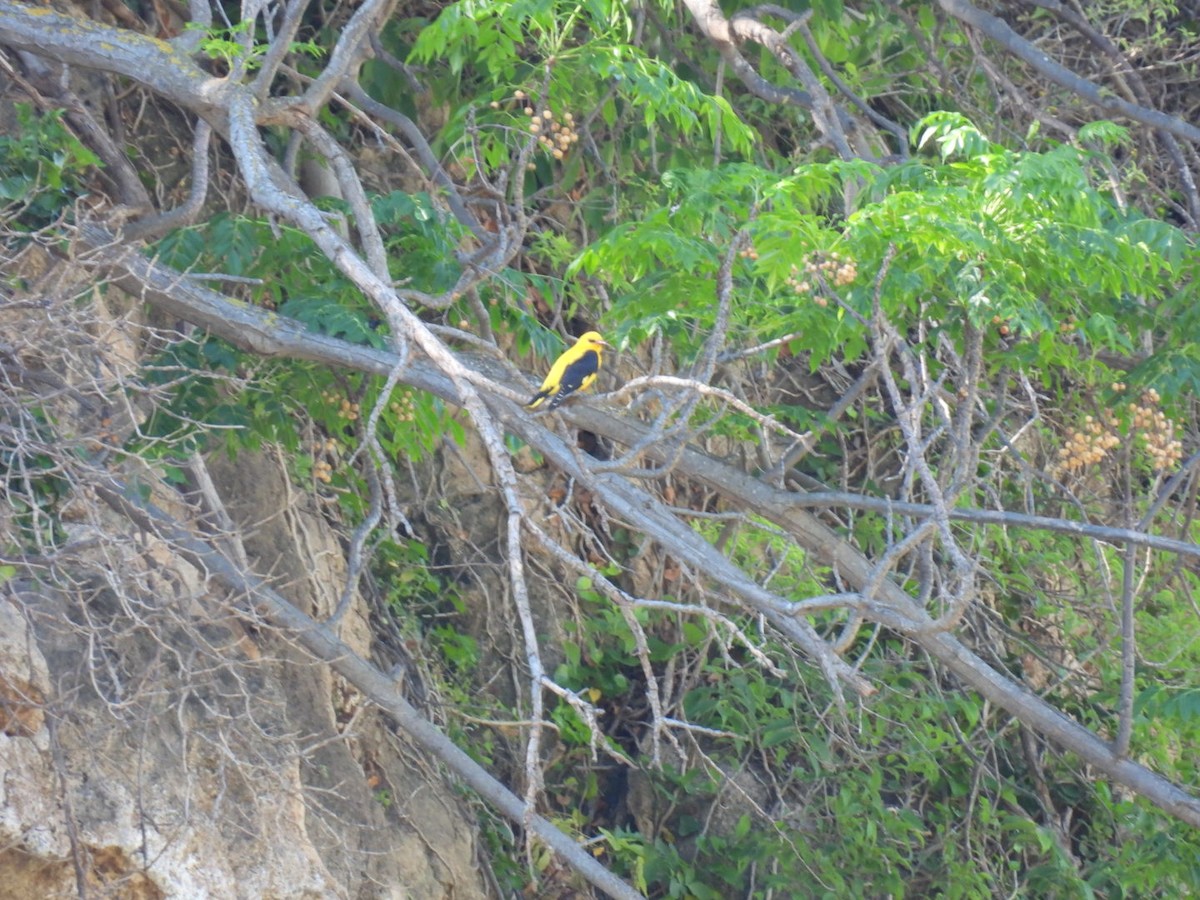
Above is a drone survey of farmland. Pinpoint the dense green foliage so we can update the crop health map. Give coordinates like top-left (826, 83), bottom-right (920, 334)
top-left (109, 0), bottom-right (1200, 895)
top-left (0, 103), bottom-right (99, 233)
top-left (398, 4), bottom-right (1198, 893)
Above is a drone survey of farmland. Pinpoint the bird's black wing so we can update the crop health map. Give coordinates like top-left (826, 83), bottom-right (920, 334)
top-left (548, 349), bottom-right (600, 409)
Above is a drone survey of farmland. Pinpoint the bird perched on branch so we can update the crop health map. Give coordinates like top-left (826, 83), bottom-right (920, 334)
top-left (526, 331), bottom-right (610, 412)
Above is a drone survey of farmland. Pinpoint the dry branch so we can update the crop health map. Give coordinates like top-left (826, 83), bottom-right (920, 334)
top-left (936, 0), bottom-right (1200, 144)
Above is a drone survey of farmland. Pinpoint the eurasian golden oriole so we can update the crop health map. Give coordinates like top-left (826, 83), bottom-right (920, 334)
top-left (526, 331), bottom-right (610, 411)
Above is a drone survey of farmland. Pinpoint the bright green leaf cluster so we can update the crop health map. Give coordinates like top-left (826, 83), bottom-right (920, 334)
top-left (0, 104), bottom-right (101, 234)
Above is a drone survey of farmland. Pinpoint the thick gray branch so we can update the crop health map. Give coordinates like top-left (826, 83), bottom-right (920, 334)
top-left (0, 1), bottom-right (228, 120)
top-left (681, 0), bottom-right (814, 110)
top-left (297, 0), bottom-right (396, 113)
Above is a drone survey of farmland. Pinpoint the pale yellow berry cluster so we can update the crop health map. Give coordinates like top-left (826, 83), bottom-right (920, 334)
top-left (1054, 384), bottom-right (1183, 476)
top-left (786, 251), bottom-right (858, 308)
top-left (390, 393), bottom-right (417, 424)
top-left (311, 437), bottom-right (338, 484)
top-left (492, 90), bottom-right (580, 162)
top-left (1128, 386), bottom-right (1183, 471)
top-left (1054, 413), bottom-right (1121, 474)
top-left (737, 245), bottom-right (759, 261)
top-left (320, 390), bottom-right (361, 422)
top-left (527, 108), bottom-right (578, 158)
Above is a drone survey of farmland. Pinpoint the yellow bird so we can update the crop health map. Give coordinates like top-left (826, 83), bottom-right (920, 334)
top-left (526, 331), bottom-right (611, 411)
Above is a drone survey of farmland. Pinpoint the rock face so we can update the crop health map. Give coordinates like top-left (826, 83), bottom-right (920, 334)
top-left (0, 283), bottom-right (487, 898)
top-left (0, 453), bottom-right (486, 898)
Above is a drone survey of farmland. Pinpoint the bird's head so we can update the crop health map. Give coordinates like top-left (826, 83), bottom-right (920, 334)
top-left (577, 331), bottom-right (611, 349)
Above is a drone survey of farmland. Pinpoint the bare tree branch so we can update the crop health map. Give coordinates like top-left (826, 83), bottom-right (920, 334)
top-left (251, 0), bottom-right (312, 100)
top-left (295, 0), bottom-right (396, 114)
top-left (337, 79), bottom-right (489, 239)
top-left (937, 0), bottom-right (1200, 144)
top-left (124, 118), bottom-right (212, 241)
top-left (681, 0), bottom-right (814, 110)
top-left (0, 2), bottom-right (226, 120)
